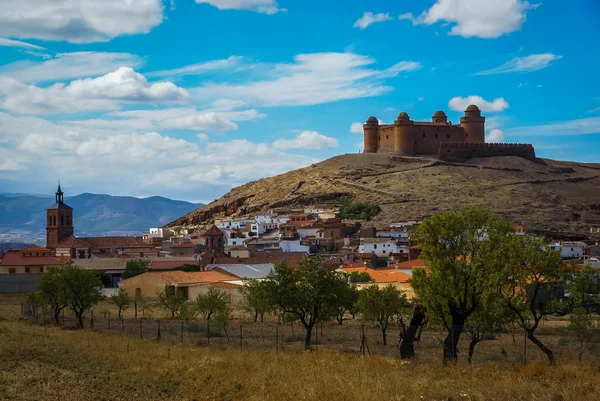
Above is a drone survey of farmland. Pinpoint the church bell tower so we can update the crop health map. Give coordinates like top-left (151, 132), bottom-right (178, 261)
top-left (46, 183), bottom-right (74, 249)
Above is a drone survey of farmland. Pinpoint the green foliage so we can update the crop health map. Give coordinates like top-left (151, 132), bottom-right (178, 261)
top-left (241, 279), bottom-right (276, 322)
top-left (37, 269), bottom-right (68, 325)
top-left (174, 264), bottom-right (201, 272)
top-left (263, 255), bottom-right (350, 349)
top-left (60, 264), bottom-right (102, 328)
top-left (344, 271), bottom-right (373, 283)
top-left (179, 301), bottom-right (199, 324)
top-left (568, 308), bottom-right (599, 361)
top-left (375, 258), bottom-right (389, 269)
top-left (337, 201), bottom-right (381, 221)
top-left (157, 287), bottom-right (186, 318)
top-left (111, 288), bottom-right (131, 319)
top-left (357, 285), bottom-right (408, 345)
top-left (194, 288), bottom-right (230, 323)
top-left (411, 207), bottom-right (514, 362)
top-left (122, 259), bottom-right (150, 280)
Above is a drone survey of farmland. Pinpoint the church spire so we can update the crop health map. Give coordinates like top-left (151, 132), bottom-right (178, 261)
top-left (55, 181), bottom-right (64, 203)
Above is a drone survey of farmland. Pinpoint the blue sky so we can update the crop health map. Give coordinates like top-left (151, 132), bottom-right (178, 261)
top-left (0, 0), bottom-right (598, 203)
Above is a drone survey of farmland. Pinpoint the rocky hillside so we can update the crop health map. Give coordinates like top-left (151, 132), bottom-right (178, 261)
top-left (168, 153), bottom-right (600, 239)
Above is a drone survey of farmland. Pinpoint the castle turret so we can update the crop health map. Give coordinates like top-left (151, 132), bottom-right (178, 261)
top-left (363, 116), bottom-right (379, 153)
top-left (394, 112), bottom-right (414, 156)
top-left (460, 104), bottom-right (485, 143)
top-left (432, 110), bottom-right (448, 123)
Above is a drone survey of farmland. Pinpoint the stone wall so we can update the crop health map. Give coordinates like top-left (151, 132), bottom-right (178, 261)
top-left (438, 142), bottom-right (536, 162)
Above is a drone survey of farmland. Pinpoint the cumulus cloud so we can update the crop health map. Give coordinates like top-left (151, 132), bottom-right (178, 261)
top-left (475, 53), bottom-right (562, 75)
top-left (485, 129), bottom-right (505, 143)
top-left (350, 122), bottom-right (364, 134)
top-left (0, 37), bottom-right (44, 50)
top-left (448, 96), bottom-right (509, 112)
top-left (353, 12), bottom-right (394, 30)
top-left (0, 52), bottom-right (143, 84)
top-left (272, 131), bottom-right (339, 150)
top-left (506, 117), bottom-right (600, 137)
top-left (193, 52), bottom-right (421, 106)
top-left (400, 0), bottom-right (538, 39)
top-left (0, 67), bottom-right (190, 114)
top-left (0, 0), bottom-right (164, 43)
top-left (195, 0), bottom-right (285, 14)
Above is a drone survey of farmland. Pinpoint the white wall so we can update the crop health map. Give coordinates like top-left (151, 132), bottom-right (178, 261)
top-left (359, 240), bottom-right (403, 257)
top-left (279, 240), bottom-right (310, 253)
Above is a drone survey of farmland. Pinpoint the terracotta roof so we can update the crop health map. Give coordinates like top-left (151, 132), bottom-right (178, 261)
top-left (55, 235), bottom-right (146, 249)
top-left (170, 243), bottom-right (196, 248)
top-left (0, 251), bottom-right (65, 266)
top-left (143, 270), bottom-right (236, 285)
top-left (388, 259), bottom-right (427, 269)
top-left (20, 246), bottom-right (52, 253)
top-left (150, 260), bottom-right (198, 270)
top-left (213, 253), bottom-right (306, 268)
top-left (203, 225), bottom-right (224, 237)
top-left (340, 266), bottom-right (411, 284)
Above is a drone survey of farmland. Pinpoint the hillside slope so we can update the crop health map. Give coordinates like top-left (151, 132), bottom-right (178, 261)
top-left (169, 154), bottom-right (600, 238)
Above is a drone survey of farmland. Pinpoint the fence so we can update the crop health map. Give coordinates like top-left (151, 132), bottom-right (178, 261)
top-left (0, 274), bottom-right (42, 294)
top-left (22, 304), bottom-right (578, 364)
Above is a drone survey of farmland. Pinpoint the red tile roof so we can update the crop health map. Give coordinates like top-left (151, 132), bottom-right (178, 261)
top-left (20, 246), bottom-right (51, 253)
top-left (150, 260), bottom-right (199, 270)
top-left (388, 259), bottom-right (427, 269)
top-left (0, 251), bottom-right (65, 266)
top-left (170, 243), bottom-right (196, 248)
top-left (213, 253), bottom-right (306, 268)
top-left (203, 225), bottom-right (224, 237)
top-left (139, 270), bottom-right (236, 285)
top-left (340, 266), bottom-right (411, 284)
top-left (55, 236), bottom-right (146, 249)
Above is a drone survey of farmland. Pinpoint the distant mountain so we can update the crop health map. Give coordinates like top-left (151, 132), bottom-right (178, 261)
top-left (0, 193), bottom-right (203, 245)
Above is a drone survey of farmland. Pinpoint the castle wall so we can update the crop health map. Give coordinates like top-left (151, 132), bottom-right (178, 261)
top-left (412, 124), bottom-right (467, 154)
top-left (438, 142), bottom-right (536, 162)
top-left (377, 125), bottom-right (395, 152)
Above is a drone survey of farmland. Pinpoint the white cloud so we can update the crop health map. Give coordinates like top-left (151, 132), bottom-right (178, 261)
top-left (0, 37), bottom-right (44, 50)
top-left (475, 54), bottom-right (562, 75)
top-left (350, 122), bottom-right (364, 134)
top-left (146, 56), bottom-right (243, 78)
top-left (353, 12), bottom-right (394, 30)
top-left (0, 67), bottom-right (190, 114)
top-left (195, 0), bottom-right (285, 14)
top-left (506, 117), bottom-right (600, 137)
top-left (448, 96), bottom-right (509, 112)
top-left (485, 129), bottom-right (505, 143)
top-left (401, 0), bottom-right (538, 39)
top-left (157, 112), bottom-right (238, 132)
top-left (0, 0), bottom-right (164, 43)
top-left (193, 52), bottom-right (421, 106)
top-left (0, 52), bottom-right (143, 83)
top-left (272, 131), bottom-right (339, 150)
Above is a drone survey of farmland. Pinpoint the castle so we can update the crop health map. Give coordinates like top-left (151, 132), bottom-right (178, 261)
top-left (362, 105), bottom-right (536, 161)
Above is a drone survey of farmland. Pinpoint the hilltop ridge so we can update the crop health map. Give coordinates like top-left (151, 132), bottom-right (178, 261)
top-left (169, 153), bottom-right (600, 239)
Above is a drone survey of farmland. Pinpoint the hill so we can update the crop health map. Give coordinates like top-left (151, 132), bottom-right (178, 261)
top-left (169, 153), bottom-right (600, 239)
top-left (0, 193), bottom-right (203, 245)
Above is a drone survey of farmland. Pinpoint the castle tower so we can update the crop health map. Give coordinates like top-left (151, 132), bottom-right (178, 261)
top-left (432, 110), bottom-right (448, 123)
top-left (202, 225), bottom-right (225, 254)
top-left (460, 105), bottom-right (485, 143)
top-left (394, 112), bottom-right (414, 156)
top-left (46, 183), bottom-right (74, 249)
top-left (363, 116), bottom-right (379, 153)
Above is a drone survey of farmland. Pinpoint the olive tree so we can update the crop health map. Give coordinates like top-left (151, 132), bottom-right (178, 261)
top-left (37, 268), bottom-right (68, 325)
top-left (111, 288), bottom-right (131, 319)
top-left (357, 284), bottom-right (408, 345)
top-left (157, 287), bottom-right (186, 318)
top-left (194, 288), bottom-right (230, 321)
top-left (61, 265), bottom-right (102, 328)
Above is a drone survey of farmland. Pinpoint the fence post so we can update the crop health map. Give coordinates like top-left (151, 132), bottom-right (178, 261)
top-left (207, 320), bottom-right (211, 345)
top-left (240, 325), bottom-right (243, 350)
top-left (315, 323), bottom-right (318, 351)
top-left (180, 320), bottom-right (184, 344)
top-left (139, 318), bottom-right (143, 339)
top-left (121, 317), bottom-right (124, 333)
top-left (90, 310), bottom-right (94, 329)
top-left (108, 311), bottom-right (111, 331)
top-left (157, 320), bottom-right (161, 341)
top-left (523, 330), bottom-right (527, 365)
top-left (276, 325), bottom-right (279, 354)
top-left (62, 309), bottom-right (65, 326)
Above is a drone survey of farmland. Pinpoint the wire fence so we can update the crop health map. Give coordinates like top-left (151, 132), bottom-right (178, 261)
top-left (21, 303), bottom-right (593, 364)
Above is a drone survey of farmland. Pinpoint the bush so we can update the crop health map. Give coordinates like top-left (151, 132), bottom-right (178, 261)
top-left (337, 201), bottom-right (381, 221)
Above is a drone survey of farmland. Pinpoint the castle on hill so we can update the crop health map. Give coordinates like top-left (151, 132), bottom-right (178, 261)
top-left (362, 104), bottom-right (536, 161)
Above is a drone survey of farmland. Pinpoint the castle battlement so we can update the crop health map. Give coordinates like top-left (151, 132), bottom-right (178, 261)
top-left (362, 105), bottom-right (536, 162)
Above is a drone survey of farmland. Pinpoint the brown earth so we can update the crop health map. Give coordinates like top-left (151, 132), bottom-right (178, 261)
top-left (168, 154), bottom-right (600, 239)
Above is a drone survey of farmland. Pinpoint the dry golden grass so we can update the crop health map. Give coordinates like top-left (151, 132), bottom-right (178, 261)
top-left (1, 320), bottom-right (600, 401)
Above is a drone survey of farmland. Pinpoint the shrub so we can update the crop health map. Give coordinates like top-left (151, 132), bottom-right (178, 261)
top-left (337, 201), bottom-right (381, 221)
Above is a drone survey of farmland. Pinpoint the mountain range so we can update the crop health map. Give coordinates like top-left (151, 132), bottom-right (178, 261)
top-left (0, 193), bottom-right (203, 245)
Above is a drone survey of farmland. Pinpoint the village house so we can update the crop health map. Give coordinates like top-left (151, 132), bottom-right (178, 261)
top-left (288, 213), bottom-right (318, 227)
top-left (359, 238), bottom-right (408, 257)
top-left (583, 244), bottom-right (600, 260)
top-left (168, 243), bottom-right (197, 257)
top-left (0, 246), bottom-right (66, 274)
top-left (217, 217), bottom-right (247, 230)
top-left (549, 242), bottom-right (585, 259)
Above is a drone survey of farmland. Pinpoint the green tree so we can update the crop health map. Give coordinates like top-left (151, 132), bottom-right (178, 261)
top-left (495, 235), bottom-right (569, 365)
top-left (61, 265), bottom-right (102, 329)
top-left (241, 279), bottom-right (276, 322)
top-left (358, 284), bottom-right (408, 345)
top-left (194, 288), bottom-right (230, 321)
top-left (157, 287), bottom-right (186, 318)
top-left (333, 283), bottom-right (359, 325)
top-left (568, 308), bottom-right (599, 363)
top-left (122, 259), bottom-right (150, 280)
top-left (37, 268), bottom-right (67, 325)
top-left (411, 207), bottom-right (514, 363)
top-left (111, 288), bottom-right (131, 319)
top-left (179, 301), bottom-right (199, 325)
top-left (337, 201), bottom-right (381, 221)
top-left (345, 271), bottom-right (372, 283)
top-left (264, 255), bottom-right (349, 350)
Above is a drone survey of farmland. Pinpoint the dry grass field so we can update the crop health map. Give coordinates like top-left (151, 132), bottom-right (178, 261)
top-left (1, 320), bottom-right (600, 401)
top-left (2, 294), bottom-right (600, 400)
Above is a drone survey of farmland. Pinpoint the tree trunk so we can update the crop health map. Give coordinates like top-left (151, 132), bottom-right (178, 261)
top-left (467, 337), bottom-right (480, 364)
top-left (253, 310), bottom-right (258, 322)
top-left (399, 306), bottom-right (427, 359)
top-left (75, 310), bottom-right (84, 329)
top-left (381, 324), bottom-right (387, 346)
top-left (527, 330), bottom-right (555, 365)
top-left (53, 309), bottom-right (61, 325)
top-left (260, 313), bottom-right (264, 323)
top-left (118, 307), bottom-right (122, 320)
top-left (134, 302), bottom-right (138, 319)
top-left (443, 322), bottom-right (465, 364)
top-left (304, 323), bottom-right (314, 350)
top-left (337, 314), bottom-right (343, 325)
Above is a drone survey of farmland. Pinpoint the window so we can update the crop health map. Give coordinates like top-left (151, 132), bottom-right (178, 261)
top-left (422, 133), bottom-right (426, 138)
top-left (9, 269), bottom-right (16, 274)
top-left (49, 216), bottom-right (52, 226)
top-left (135, 288), bottom-right (141, 298)
top-left (374, 244), bottom-right (377, 249)
top-left (66, 216), bottom-right (70, 225)
top-left (25, 267), bottom-right (30, 273)
top-left (40, 267), bottom-right (44, 273)
top-left (435, 134), bottom-right (438, 139)
top-left (386, 135), bottom-right (389, 140)
top-left (60, 215), bottom-right (64, 226)
top-left (447, 134), bottom-right (450, 138)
